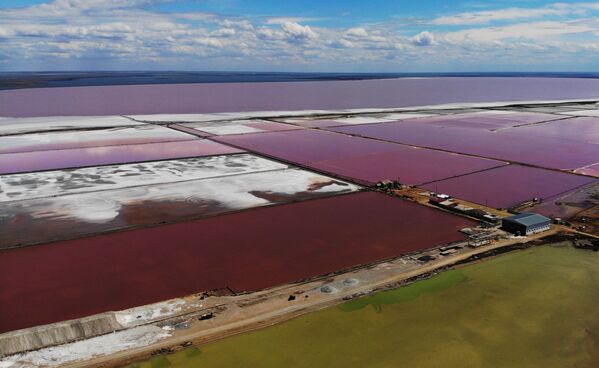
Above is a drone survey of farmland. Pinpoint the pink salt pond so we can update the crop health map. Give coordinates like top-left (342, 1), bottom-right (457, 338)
top-left (0, 140), bottom-right (243, 174)
top-left (421, 165), bottom-right (596, 209)
top-left (214, 129), bottom-right (506, 185)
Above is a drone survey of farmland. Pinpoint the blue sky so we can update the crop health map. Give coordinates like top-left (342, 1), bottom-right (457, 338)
top-left (1, 0), bottom-right (599, 72)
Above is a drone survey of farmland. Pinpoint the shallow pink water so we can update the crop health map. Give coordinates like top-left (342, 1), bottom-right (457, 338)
top-left (214, 130), bottom-right (505, 185)
top-left (330, 120), bottom-right (599, 170)
top-left (503, 116), bottom-right (599, 144)
top-left (421, 165), bottom-right (596, 208)
top-left (0, 140), bottom-right (243, 174)
top-left (215, 130), bottom-right (400, 163)
top-left (407, 111), bottom-right (562, 130)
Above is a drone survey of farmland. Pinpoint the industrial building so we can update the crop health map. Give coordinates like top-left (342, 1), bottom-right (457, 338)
top-left (501, 213), bottom-right (551, 235)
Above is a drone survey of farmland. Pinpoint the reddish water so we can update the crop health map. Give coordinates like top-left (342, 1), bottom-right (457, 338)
top-left (0, 140), bottom-right (243, 174)
top-left (214, 130), bottom-right (505, 185)
top-left (309, 151), bottom-right (505, 186)
top-left (2, 78), bottom-right (599, 117)
top-left (479, 111), bottom-right (563, 124)
top-left (0, 192), bottom-right (473, 333)
top-left (505, 116), bottom-right (599, 145)
top-left (421, 165), bottom-right (596, 208)
top-left (215, 130), bottom-right (398, 163)
top-left (330, 120), bottom-right (599, 170)
top-left (410, 112), bottom-right (562, 129)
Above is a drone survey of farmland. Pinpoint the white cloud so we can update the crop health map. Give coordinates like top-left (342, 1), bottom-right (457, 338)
top-left (432, 7), bottom-right (568, 25)
top-left (212, 28), bottom-right (236, 37)
top-left (2, 0), bottom-right (168, 18)
top-left (430, 2), bottom-right (599, 25)
top-left (346, 27), bottom-right (368, 38)
top-left (265, 17), bottom-right (323, 25)
top-left (0, 27), bottom-right (15, 38)
top-left (412, 31), bottom-right (435, 46)
top-left (280, 22), bottom-right (318, 42)
top-left (220, 19), bottom-right (254, 30)
top-left (194, 37), bottom-right (223, 48)
top-left (257, 27), bottom-right (284, 40)
top-left (330, 39), bottom-right (355, 49)
top-left (443, 21), bottom-right (596, 44)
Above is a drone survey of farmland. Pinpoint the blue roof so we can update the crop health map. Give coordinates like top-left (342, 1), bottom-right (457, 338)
top-left (504, 213), bottom-right (550, 227)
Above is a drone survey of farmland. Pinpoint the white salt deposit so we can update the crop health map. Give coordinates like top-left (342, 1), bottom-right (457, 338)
top-left (331, 116), bottom-right (396, 125)
top-left (3, 168), bottom-right (358, 224)
top-left (381, 112), bottom-right (437, 120)
top-left (0, 154), bottom-right (287, 202)
top-left (0, 326), bottom-right (170, 368)
top-left (115, 299), bottom-right (186, 327)
top-left (0, 116), bottom-right (142, 136)
top-left (193, 124), bottom-right (263, 135)
top-left (559, 109), bottom-right (599, 117)
top-left (0, 125), bottom-right (192, 155)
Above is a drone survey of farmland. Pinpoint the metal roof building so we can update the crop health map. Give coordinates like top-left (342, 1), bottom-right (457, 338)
top-left (501, 213), bottom-right (551, 236)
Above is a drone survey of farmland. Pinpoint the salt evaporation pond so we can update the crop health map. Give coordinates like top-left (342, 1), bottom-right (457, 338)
top-left (330, 118), bottom-right (599, 171)
top-left (128, 245), bottom-right (599, 368)
top-left (422, 165), bottom-right (596, 209)
top-left (506, 116), bottom-right (599, 145)
top-left (0, 125), bottom-right (195, 154)
top-left (0, 140), bottom-right (243, 174)
top-left (0, 192), bottom-right (473, 333)
top-left (215, 129), bottom-right (505, 185)
top-left (0, 156), bottom-right (358, 248)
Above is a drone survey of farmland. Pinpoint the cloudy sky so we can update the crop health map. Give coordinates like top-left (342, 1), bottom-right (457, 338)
top-left (1, 0), bottom-right (599, 72)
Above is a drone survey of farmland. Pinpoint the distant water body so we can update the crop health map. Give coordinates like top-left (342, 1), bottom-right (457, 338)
top-left (2, 71), bottom-right (599, 90)
top-left (2, 75), bottom-right (599, 117)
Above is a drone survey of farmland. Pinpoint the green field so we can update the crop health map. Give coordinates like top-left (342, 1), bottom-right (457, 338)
top-left (129, 245), bottom-right (599, 368)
